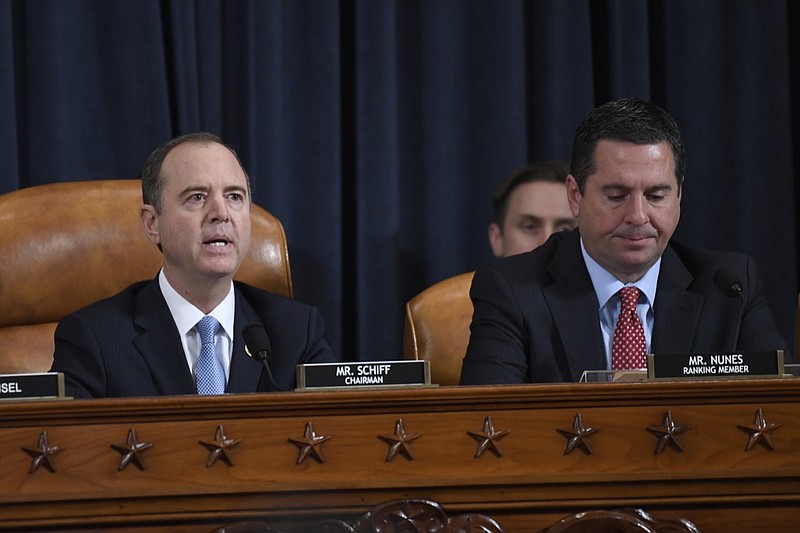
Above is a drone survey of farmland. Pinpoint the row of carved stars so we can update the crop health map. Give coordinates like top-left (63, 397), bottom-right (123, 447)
top-left (16, 408), bottom-right (781, 474)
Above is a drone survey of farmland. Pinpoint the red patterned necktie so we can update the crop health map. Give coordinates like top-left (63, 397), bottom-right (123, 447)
top-left (611, 286), bottom-right (647, 370)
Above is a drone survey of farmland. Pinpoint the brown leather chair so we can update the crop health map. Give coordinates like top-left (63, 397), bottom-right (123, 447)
top-left (403, 271), bottom-right (474, 386)
top-left (0, 179), bottom-right (292, 375)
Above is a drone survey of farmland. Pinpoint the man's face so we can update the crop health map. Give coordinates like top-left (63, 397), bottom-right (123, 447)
top-left (566, 139), bottom-right (681, 283)
top-left (489, 180), bottom-right (576, 257)
top-left (141, 142), bottom-right (251, 291)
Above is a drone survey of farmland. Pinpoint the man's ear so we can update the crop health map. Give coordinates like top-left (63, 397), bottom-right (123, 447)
top-left (488, 223), bottom-right (504, 258)
top-left (566, 175), bottom-right (582, 218)
top-left (140, 205), bottom-right (161, 245)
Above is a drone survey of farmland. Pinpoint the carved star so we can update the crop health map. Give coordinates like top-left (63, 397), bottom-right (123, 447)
top-left (22, 431), bottom-right (62, 474)
top-left (378, 419), bottom-right (421, 461)
top-left (557, 413), bottom-right (599, 455)
top-left (647, 411), bottom-right (690, 454)
top-left (111, 429), bottom-right (154, 471)
top-left (738, 408), bottom-right (782, 451)
top-left (467, 416), bottom-right (509, 458)
top-left (199, 425), bottom-right (242, 467)
top-left (288, 422), bottom-right (331, 464)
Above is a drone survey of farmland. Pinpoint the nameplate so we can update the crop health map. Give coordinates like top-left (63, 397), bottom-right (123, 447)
top-left (296, 360), bottom-right (431, 390)
top-left (647, 350), bottom-right (784, 380)
top-left (0, 372), bottom-right (66, 401)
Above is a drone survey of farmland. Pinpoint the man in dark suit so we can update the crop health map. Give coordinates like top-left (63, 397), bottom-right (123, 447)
top-left (460, 97), bottom-right (787, 384)
top-left (51, 132), bottom-right (336, 398)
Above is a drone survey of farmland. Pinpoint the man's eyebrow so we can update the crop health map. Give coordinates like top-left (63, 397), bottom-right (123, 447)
top-left (645, 184), bottom-right (674, 193)
top-left (598, 183), bottom-right (674, 193)
top-left (179, 184), bottom-right (210, 196)
top-left (176, 184), bottom-right (248, 196)
top-left (599, 184), bottom-right (630, 193)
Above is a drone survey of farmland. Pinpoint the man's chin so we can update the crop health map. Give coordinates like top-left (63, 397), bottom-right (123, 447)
top-left (617, 252), bottom-right (659, 276)
top-left (198, 259), bottom-right (241, 280)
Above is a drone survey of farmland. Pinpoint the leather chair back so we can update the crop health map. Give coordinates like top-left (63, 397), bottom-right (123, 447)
top-left (403, 271), bottom-right (474, 386)
top-left (0, 179), bottom-right (292, 374)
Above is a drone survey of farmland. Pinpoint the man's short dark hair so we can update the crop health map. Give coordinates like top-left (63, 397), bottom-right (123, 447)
top-left (140, 132), bottom-right (251, 212)
top-left (569, 97), bottom-right (686, 194)
top-left (492, 160), bottom-right (569, 228)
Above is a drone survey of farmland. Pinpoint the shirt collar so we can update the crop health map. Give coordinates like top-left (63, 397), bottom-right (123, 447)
top-left (580, 238), bottom-right (660, 310)
top-left (158, 270), bottom-right (236, 340)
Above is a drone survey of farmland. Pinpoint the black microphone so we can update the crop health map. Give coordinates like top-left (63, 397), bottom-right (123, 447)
top-left (713, 269), bottom-right (745, 351)
top-left (243, 323), bottom-right (283, 391)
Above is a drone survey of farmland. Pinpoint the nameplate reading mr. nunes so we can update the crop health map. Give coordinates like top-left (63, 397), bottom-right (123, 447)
top-left (648, 350), bottom-right (784, 380)
top-left (296, 360), bottom-right (430, 390)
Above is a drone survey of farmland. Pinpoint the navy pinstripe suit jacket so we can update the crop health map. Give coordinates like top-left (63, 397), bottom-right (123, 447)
top-left (51, 279), bottom-right (336, 398)
top-left (460, 230), bottom-right (788, 384)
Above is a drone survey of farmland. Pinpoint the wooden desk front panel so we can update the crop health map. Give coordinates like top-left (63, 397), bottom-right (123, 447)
top-left (0, 380), bottom-right (798, 532)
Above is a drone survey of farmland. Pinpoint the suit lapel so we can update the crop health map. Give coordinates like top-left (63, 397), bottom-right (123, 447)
top-left (227, 287), bottom-right (268, 393)
top-left (132, 280), bottom-right (196, 395)
top-left (544, 233), bottom-right (607, 380)
top-left (541, 236), bottom-right (705, 374)
top-left (652, 245), bottom-right (704, 354)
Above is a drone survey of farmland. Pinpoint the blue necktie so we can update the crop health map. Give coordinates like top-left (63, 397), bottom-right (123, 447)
top-left (195, 316), bottom-right (225, 394)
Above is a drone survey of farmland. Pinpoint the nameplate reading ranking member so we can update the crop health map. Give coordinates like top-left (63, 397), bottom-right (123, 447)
top-left (647, 350), bottom-right (784, 380)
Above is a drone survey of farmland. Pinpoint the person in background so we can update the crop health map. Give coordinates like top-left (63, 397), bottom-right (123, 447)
top-left (461, 97), bottom-right (787, 384)
top-left (401, 159), bottom-right (578, 386)
top-left (51, 132), bottom-right (337, 398)
top-left (488, 160), bottom-right (577, 257)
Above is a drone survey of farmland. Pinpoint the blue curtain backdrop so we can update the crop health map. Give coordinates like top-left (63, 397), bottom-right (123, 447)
top-left (1, 0), bottom-right (797, 362)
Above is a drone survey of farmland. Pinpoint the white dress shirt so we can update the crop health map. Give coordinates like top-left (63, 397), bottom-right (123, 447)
top-left (580, 239), bottom-right (660, 369)
top-left (158, 270), bottom-right (236, 383)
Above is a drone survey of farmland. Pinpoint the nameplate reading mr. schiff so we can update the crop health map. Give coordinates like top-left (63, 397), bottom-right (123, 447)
top-left (296, 360), bottom-right (430, 390)
top-left (0, 372), bottom-right (66, 401)
top-left (648, 350), bottom-right (784, 380)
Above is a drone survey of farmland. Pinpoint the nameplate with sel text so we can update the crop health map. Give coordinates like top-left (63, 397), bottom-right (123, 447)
top-left (296, 360), bottom-right (431, 390)
top-left (648, 350), bottom-right (784, 380)
top-left (0, 372), bottom-right (66, 401)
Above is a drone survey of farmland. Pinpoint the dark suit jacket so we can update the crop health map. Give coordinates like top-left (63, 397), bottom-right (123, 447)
top-left (50, 279), bottom-right (337, 398)
top-left (460, 230), bottom-right (788, 384)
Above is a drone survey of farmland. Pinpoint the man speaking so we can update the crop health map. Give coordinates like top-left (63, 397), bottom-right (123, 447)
top-left (51, 133), bottom-right (336, 397)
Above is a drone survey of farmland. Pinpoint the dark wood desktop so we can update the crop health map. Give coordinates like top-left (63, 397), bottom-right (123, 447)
top-left (1, 379), bottom-right (798, 532)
